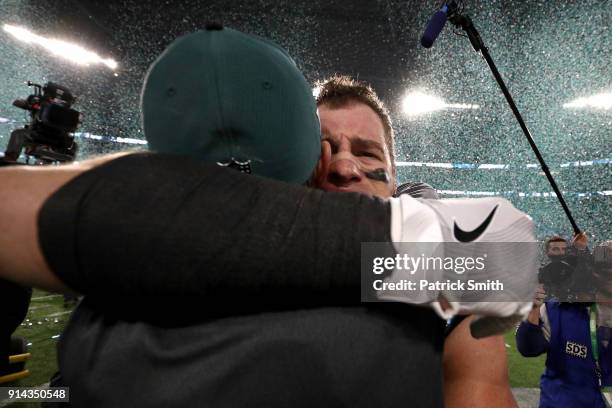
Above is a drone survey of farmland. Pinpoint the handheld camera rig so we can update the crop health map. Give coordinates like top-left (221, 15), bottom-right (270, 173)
top-left (3, 81), bottom-right (80, 164)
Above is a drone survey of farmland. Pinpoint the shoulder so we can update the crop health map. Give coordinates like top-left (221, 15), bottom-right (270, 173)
top-left (443, 316), bottom-right (516, 408)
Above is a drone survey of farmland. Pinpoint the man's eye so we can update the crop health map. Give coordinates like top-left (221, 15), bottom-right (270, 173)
top-left (360, 151), bottom-right (379, 159)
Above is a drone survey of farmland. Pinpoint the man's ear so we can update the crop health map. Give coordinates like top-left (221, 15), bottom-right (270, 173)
top-left (310, 139), bottom-right (331, 187)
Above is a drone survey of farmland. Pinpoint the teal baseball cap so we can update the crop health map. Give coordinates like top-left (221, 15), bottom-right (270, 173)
top-left (141, 24), bottom-right (321, 184)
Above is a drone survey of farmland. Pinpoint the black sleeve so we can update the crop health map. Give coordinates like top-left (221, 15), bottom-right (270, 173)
top-left (38, 153), bottom-right (392, 318)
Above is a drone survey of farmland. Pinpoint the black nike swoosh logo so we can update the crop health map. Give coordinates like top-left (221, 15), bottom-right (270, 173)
top-left (453, 205), bottom-right (499, 242)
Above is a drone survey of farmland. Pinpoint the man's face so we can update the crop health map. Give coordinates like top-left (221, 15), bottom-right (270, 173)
top-left (315, 102), bottom-right (395, 198)
top-left (547, 241), bottom-right (567, 258)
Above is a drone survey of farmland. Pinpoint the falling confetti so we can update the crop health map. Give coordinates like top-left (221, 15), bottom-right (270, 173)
top-left (0, 0), bottom-right (609, 240)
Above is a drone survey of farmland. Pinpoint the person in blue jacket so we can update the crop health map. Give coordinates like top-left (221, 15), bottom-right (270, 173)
top-left (516, 240), bottom-right (612, 408)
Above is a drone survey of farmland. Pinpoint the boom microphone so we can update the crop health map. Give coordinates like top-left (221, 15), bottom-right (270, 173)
top-left (420, 3), bottom-right (450, 48)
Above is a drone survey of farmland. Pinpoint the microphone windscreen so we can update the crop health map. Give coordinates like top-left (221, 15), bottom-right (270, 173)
top-left (420, 10), bottom-right (448, 48)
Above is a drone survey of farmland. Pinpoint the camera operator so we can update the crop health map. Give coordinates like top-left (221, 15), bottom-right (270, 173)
top-left (2, 81), bottom-right (79, 164)
top-left (516, 237), bottom-right (612, 408)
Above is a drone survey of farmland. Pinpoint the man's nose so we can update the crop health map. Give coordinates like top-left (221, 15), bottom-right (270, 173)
top-left (327, 157), bottom-right (362, 186)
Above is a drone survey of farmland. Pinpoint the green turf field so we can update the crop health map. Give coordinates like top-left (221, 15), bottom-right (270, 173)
top-left (2, 293), bottom-right (546, 406)
top-left (505, 329), bottom-right (546, 388)
top-left (3, 289), bottom-right (73, 408)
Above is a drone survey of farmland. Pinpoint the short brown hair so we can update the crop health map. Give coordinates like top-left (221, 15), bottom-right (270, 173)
top-left (314, 75), bottom-right (395, 173)
top-left (545, 235), bottom-right (567, 252)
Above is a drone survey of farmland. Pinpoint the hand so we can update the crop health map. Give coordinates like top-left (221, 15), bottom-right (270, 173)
top-left (523, 284), bottom-right (545, 325)
top-left (311, 139), bottom-right (331, 188)
top-left (571, 231), bottom-right (588, 251)
top-left (383, 196), bottom-right (538, 323)
top-left (533, 284), bottom-right (546, 309)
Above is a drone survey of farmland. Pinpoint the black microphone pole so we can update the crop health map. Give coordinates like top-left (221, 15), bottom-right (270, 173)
top-left (444, 3), bottom-right (581, 235)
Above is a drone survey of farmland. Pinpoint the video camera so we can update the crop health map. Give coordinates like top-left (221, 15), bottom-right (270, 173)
top-left (538, 250), bottom-right (599, 302)
top-left (538, 243), bottom-right (612, 302)
top-left (3, 81), bottom-right (80, 163)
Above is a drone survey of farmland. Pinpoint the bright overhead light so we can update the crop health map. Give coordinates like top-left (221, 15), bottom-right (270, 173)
top-left (402, 91), bottom-right (445, 115)
top-left (3, 24), bottom-right (118, 70)
top-left (402, 91), bottom-right (479, 116)
top-left (563, 92), bottom-right (612, 110)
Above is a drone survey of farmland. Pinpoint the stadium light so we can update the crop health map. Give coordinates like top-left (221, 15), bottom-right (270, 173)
top-left (563, 92), bottom-right (612, 110)
top-left (3, 24), bottom-right (118, 70)
top-left (402, 91), bottom-right (479, 116)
